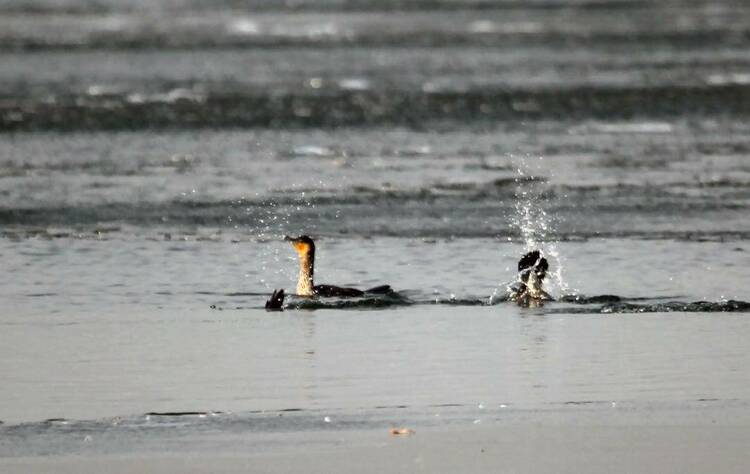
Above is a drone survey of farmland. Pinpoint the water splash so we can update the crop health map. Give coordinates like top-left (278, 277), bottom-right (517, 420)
top-left (245, 182), bottom-right (327, 291)
top-left (244, 195), bottom-right (292, 290)
top-left (508, 155), bottom-right (572, 297)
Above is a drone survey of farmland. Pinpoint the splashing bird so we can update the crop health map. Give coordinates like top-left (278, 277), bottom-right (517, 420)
top-left (510, 250), bottom-right (553, 307)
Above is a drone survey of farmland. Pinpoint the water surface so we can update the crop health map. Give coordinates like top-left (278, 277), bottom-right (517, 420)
top-left (1, 0), bottom-right (750, 458)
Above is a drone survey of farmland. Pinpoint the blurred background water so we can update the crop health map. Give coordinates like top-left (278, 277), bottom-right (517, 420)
top-left (1, 0), bottom-right (750, 454)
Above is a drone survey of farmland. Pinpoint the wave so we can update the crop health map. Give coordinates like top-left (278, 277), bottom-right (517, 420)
top-left (209, 291), bottom-right (750, 314)
top-left (3, 83), bottom-right (750, 132)
top-left (1, 191), bottom-right (748, 241)
top-left (1, 10), bottom-right (747, 53)
top-left (1, 397), bottom-right (743, 437)
top-left (560, 294), bottom-right (623, 304)
top-left (3, 227), bottom-right (750, 244)
top-left (6, 29), bottom-right (743, 53)
top-left (0, 0), bottom-right (650, 15)
top-left (598, 300), bottom-right (750, 314)
top-left (283, 294), bottom-right (413, 310)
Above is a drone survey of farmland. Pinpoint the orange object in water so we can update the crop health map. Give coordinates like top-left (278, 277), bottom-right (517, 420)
top-left (390, 428), bottom-right (415, 436)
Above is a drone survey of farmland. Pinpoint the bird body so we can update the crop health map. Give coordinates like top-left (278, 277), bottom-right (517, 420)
top-left (509, 250), bottom-right (553, 307)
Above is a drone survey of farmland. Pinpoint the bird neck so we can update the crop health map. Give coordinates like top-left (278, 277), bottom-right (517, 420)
top-left (296, 251), bottom-right (315, 296)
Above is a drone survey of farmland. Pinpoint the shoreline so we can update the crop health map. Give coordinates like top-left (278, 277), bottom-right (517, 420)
top-left (3, 421), bottom-right (748, 474)
top-left (2, 401), bottom-right (749, 473)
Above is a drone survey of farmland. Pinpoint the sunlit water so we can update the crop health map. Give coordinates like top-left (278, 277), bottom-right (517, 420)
top-left (2, 0), bottom-right (750, 458)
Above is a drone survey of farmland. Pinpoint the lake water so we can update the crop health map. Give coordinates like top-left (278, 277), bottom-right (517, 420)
top-left (1, 0), bottom-right (750, 458)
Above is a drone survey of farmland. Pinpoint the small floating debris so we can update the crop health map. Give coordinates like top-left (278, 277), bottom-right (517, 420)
top-left (323, 416), bottom-right (331, 423)
top-left (390, 428), bottom-right (415, 436)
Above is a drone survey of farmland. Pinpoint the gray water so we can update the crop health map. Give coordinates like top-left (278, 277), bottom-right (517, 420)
top-left (2, 0), bottom-right (750, 458)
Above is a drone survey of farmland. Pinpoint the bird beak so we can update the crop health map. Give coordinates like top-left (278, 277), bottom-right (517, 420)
top-left (284, 235), bottom-right (295, 242)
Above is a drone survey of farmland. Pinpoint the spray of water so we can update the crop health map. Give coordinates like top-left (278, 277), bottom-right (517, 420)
top-left (244, 195), bottom-right (291, 290)
top-left (506, 155), bottom-right (572, 298)
top-left (247, 179), bottom-right (330, 290)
